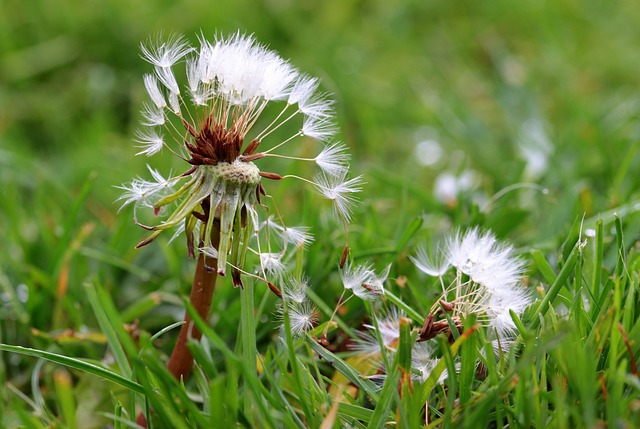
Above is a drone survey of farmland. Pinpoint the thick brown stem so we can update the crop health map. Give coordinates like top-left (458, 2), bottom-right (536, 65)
top-left (137, 225), bottom-right (220, 427)
top-left (166, 251), bottom-right (218, 379)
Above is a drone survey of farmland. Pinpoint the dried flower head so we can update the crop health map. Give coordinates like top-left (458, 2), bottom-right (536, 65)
top-left (119, 33), bottom-right (361, 287)
top-left (412, 227), bottom-right (532, 340)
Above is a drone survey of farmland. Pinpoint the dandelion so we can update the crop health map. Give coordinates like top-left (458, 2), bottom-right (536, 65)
top-left (119, 32), bottom-right (360, 283)
top-left (412, 227), bottom-right (532, 343)
top-left (118, 32), bottom-right (358, 394)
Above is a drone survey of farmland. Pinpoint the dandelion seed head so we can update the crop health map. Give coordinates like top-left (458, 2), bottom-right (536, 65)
top-left (414, 227), bottom-right (533, 346)
top-left (121, 32), bottom-right (357, 285)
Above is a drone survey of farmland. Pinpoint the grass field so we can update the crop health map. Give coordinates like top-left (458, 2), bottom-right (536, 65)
top-left (2, 0), bottom-right (640, 427)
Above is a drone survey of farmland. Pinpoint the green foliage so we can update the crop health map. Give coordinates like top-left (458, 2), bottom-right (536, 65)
top-left (2, 0), bottom-right (640, 428)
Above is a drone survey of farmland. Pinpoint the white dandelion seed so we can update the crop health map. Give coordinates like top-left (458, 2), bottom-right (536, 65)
top-left (355, 264), bottom-right (389, 300)
top-left (141, 102), bottom-right (165, 127)
top-left (288, 75), bottom-right (319, 107)
top-left (411, 342), bottom-right (451, 384)
top-left (286, 301), bottom-right (318, 337)
top-left (198, 246), bottom-right (219, 259)
top-left (339, 262), bottom-right (387, 300)
top-left (282, 277), bottom-right (309, 304)
top-left (143, 74), bottom-right (166, 109)
top-left (315, 172), bottom-right (364, 222)
top-left (301, 115), bottom-right (337, 142)
top-left (315, 142), bottom-right (350, 177)
top-left (259, 252), bottom-right (286, 279)
top-left (410, 244), bottom-right (450, 277)
top-left (134, 128), bottom-right (164, 157)
top-left (140, 34), bottom-right (192, 68)
top-left (116, 166), bottom-right (173, 208)
top-left (352, 309), bottom-right (403, 355)
top-left (266, 218), bottom-right (314, 249)
top-left (340, 262), bottom-right (373, 292)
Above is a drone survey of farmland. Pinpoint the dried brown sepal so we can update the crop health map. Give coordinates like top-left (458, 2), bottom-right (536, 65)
top-left (134, 218), bottom-right (156, 231)
top-left (191, 211), bottom-right (208, 223)
top-left (438, 300), bottom-right (456, 312)
top-left (599, 373), bottom-right (608, 400)
top-left (267, 282), bottom-right (283, 298)
top-left (186, 235), bottom-right (195, 258)
top-left (181, 166), bottom-right (197, 177)
top-left (317, 333), bottom-right (331, 347)
top-left (417, 313), bottom-right (463, 342)
top-left (203, 261), bottom-right (216, 272)
top-left (240, 206), bottom-right (247, 228)
top-left (340, 245), bottom-right (349, 269)
top-left (135, 235), bottom-right (157, 249)
top-left (182, 118), bottom-right (198, 137)
top-left (242, 139), bottom-right (261, 156)
top-left (240, 153), bottom-right (265, 162)
top-left (260, 172), bottom-right (283, 180)
top-left (232, 269), bottom-right (244, 288)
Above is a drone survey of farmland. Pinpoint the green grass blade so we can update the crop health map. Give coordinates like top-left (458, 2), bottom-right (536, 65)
top-left (0, 344), bottom-right (144, 394)
top-left (84, 279), bottom-right (133, 379)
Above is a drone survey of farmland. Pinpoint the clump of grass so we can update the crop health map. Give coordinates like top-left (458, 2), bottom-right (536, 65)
top-left (3, 3), bottom-right (640, 428)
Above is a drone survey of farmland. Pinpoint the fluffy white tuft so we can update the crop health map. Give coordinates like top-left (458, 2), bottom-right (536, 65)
top-left (314, 172), bottom-right (364, 222)
top-left (315, 142), bottom-right (350, 177)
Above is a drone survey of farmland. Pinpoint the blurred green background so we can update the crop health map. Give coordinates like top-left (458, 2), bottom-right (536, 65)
top-left (2, 0), bottom-right (640, 423)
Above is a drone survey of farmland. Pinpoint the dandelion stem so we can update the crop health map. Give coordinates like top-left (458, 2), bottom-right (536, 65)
top-left (136, 221), bottom-right (220, 428)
